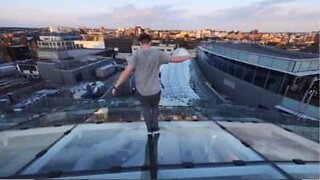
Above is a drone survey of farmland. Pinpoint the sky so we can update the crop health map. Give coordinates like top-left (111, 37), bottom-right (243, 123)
top-left (0, 0), bottom-right (319, 32)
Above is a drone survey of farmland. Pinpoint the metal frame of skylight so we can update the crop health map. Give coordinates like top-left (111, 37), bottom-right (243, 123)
top-left (2, 121), bottom-right (319, 179)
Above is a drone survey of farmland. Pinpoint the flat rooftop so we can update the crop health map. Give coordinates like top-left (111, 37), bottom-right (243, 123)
top-left (0, 121), bottom-right (319, 179)
top-left (56, 60), bottom-right (103, 70)
top-left (0, 76), bottom-right (40, 96)
top-left (214, 42), bottom-right (319, 59)
top-left (37, 49), bottom-right (105, 59)
top-left (38, 57), bottom-right (113, 71)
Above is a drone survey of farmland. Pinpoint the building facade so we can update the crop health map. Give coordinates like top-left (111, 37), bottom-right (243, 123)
top-left (74, 41), bottom-right (105, 49)
top-left (37, 33), bottom-right (83, 59)
top-left (197, 41), bottom-right (319, 120)
top-left (131, 40), bottom-right (176, 54)
top-left (37, 40), bottom-right (76, 50)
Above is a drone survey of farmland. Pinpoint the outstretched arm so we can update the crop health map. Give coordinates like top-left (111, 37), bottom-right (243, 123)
top-left (169, 55), bottom-right (193, 63)
top-left (112, 64), bottom-right (135, 95)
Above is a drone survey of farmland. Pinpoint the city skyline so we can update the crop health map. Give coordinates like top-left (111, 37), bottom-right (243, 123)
top-left (0, 0), bottom-right (319, 32)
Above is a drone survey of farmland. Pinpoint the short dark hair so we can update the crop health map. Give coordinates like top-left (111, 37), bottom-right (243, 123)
top-left (138, 33), bottom-right (151, 44)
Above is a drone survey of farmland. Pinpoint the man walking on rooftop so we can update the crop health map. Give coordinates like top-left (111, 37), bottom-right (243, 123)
top-left (112, 33), bottom-right (192, 135)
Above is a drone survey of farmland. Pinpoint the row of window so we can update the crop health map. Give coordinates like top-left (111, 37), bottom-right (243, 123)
top-left (38, 41), bottom-right (75, 49)
top-left (202, 52), bottom-right (292, 95)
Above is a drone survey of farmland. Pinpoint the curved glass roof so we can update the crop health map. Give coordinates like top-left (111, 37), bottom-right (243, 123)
top-left (160, 60), bottom-right (200, 106)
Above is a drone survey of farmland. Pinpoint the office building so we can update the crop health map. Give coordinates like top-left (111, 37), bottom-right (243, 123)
top-left (197, 41), bottom-right (319, 120)
top-left (131, 40), bottom-right (176, 54)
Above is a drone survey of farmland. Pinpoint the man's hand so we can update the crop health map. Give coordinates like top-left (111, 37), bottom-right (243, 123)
top-left (112, 65), bottom-right (135, 96)
top-left (112, 86), bottom-right (119, 96)
top-left (169, 52), bottom-right (197, 63)
top-left (112, 88), bottom-right (117, 96)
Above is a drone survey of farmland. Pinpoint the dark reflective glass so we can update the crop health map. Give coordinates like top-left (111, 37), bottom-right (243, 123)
top-left (243, 64), bottom-right (255, 83)
top-left (253, 67), bottom-right (268, 87)
top-left (234, 61), bottom-right (245, 79)
top-left (266, 70), bottom-right (284, 93)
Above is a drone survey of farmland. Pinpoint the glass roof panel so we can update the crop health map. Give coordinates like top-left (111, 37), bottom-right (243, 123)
top-left (0, 125), bottom-right (73, 177)
top-left (22, 121), bottom-right (263, 175)
top-left (219, 122), bottom-right (320, 161)
top-left (157, 121), bottom-right (263, 164)
top-left (158, 164), bottom-right (285, 180)
top-left (277, 163), bottom-right (320, 179)
top-left (58, 171), bottom-right (150, 179)
top-left (22, 122), bottom-right (148, 174)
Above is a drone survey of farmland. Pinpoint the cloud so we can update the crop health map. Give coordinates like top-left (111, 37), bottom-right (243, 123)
top-left (257, 0), bottom-right (300, 6)
top-left (0, 0), bottom-right (319, 31)
top-left (78, 0), bottom-right (319, 31)
top-left (191, 0), bottom-right (320, 31)
top-left (79, 4), bottom-right (187, 29)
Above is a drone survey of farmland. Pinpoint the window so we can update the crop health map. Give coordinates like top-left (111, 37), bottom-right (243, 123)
top-left (214, 55), bottom-right (223, 70)
top-left (234, 62), bottom-right (244, 79)
top-left (228, 61), bottom-right (236, 76)
top-left (253, 67), bottom-right (268, 88)
top-left (284, 76), bottom-right (314, 102)
top-left (75, 73), bottom-right (83, 82)
top-left (41, 42), bottom-right (49, 46)
top-left (243, 64), bottom-right (255, 83)
top-left (222, 59), bottom-right (229, 73)
top-left (309, 80), bottom-right (320, 106)
top-left (266, 71), bottom-right (285, 94)
top-left (207, 54), bottom-right (223, 70)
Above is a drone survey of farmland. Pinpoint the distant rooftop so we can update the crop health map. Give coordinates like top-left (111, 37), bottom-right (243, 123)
top-left (66, 49), bottom-right (106, 59)
top-left (37, 49), bottom-right (105, 60)
top-left (38, 57), bottom-right (113, 71)
top-left (39, 33), bottom-right (82, 41)
top-left (17, 60), bottom-right (37, 65)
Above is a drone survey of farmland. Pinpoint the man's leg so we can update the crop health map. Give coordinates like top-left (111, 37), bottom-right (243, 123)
top-left (142, 105), bottom-right (152, 133)
top-left (151, 106), bottom-right (159, 131)
top-left (139, 95), bottom-right (153, 133)
top-left (150, 92), bottom-right (161, 131)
